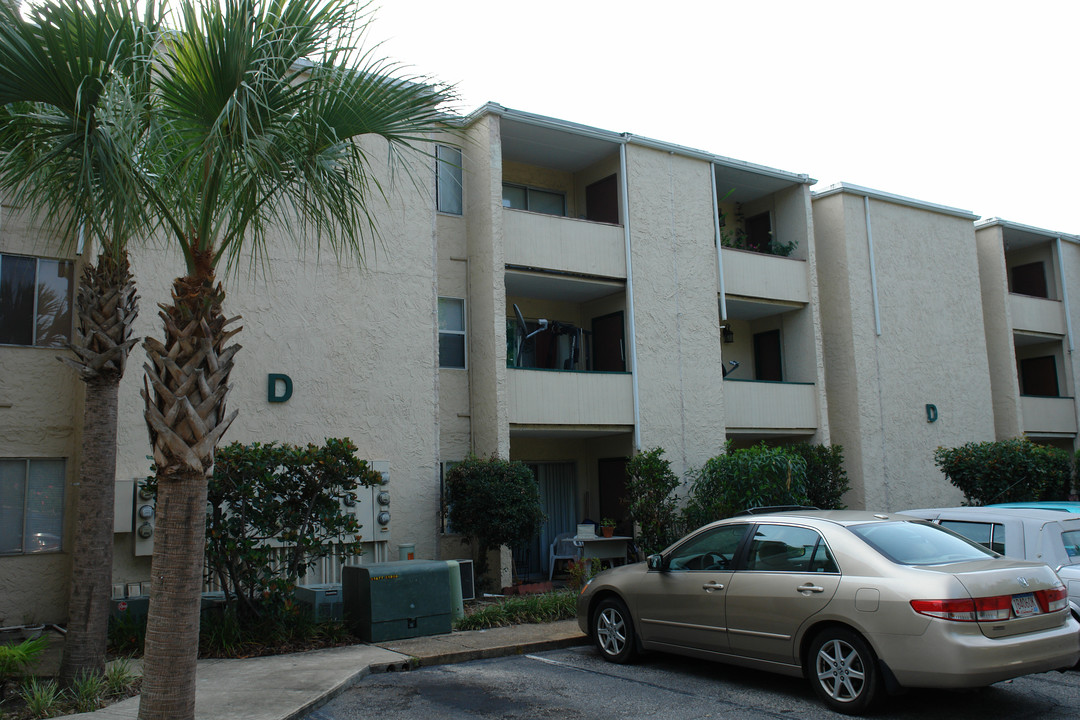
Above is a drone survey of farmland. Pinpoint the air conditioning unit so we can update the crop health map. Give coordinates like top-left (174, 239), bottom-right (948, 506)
top-left (455, 559), bottom-right (475, 601)
top-left (294, 583), bottom-right (344, 621)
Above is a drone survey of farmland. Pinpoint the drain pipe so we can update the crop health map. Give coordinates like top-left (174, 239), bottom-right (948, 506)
top-left (864, 195), bottom-right (882, 336)
top-left (620, 141), bottom-right (641, 452)
top-left (1057, 238), bottom-right (1074, 353)
top-left (711, 165), bottom-right (728, 322)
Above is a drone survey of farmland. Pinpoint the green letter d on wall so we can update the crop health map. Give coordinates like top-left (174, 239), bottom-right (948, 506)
top-left (268, 373), bottom-right (293, 403)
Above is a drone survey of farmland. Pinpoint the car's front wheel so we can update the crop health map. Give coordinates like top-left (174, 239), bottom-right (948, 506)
top-left (807, 627), bottom-right (881, 715)
top-left (592, 596), bottom-right (636, 664)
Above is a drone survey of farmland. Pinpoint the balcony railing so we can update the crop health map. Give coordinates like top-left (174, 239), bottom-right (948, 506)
top-left (508, 368), bottom-right (633, 426)
top-left (1020, 395), bottom-right (1077, 436)
top-left (723, 379), bottom-right (818, 432)
top-left (722, 248), bottom-right (808, 304)
top-left (504, 208), bottom-right (625, 278)
top-left (1009, 294), bottom-right (1066, 336)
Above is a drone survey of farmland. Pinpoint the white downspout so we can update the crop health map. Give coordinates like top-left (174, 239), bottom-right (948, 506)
top-left (711, 165), bottom-right (728, 321)
top-left (620, 142), bottom-right (641, 452)
top-left (1057, 238), bottom-right (1074, 353)
top-left (864, 195), bottom-right (882, 336)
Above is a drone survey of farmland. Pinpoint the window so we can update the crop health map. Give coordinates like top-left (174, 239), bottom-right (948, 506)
top-left (851, 521), bottom-right (994, 566)
top-left (747, 524), bottom-right (838, 573)
top-left (438, 297), bottom-right (466, 368)
top-left (0, 253), bottom-right (74, 347)
top-left (436, 145), bottom-right (463, 215)
top-left (501, 183), bottom-right (566, 217)
top-left (668, 524), bottom-right (749, 571)
top-left (939, 520), bottom-right (1006, 555)
top-left (1, 458), bottom-right (65, 555)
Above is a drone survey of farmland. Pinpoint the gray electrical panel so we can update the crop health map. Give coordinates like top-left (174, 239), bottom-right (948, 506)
top-left (343, 560), bottom-right (452, 642)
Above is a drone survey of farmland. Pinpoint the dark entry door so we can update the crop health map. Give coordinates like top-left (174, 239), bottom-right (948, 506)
top-left (585, 174), bottom-right (619, 224)
top-left (592, 312), bottom-right (625, 372)
top-left (1012, 262), bottom-right (1048, 298)
top-left (1020, 356), bottom-right (1059, 397)
top-left (753, 329), bottom-right (782, 381)
top-left (598, 458), bottom-right (630, 536)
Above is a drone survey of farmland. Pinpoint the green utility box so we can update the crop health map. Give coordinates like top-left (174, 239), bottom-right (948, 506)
top-left (343, 560), bottom-right (453, 642)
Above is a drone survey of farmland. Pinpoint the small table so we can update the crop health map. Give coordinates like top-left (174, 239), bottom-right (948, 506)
top-left (573, 535), bottom-right (631, 573)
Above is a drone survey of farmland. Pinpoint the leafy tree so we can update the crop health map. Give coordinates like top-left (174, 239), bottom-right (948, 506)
top-left (624, 447), bottom-right (681, 555)
top-left (0, 0), bottom-right (160, 685)
top-left (788, 443), bottom-right (849, 510)
top-left (205, 439), bottom-right (382, 618)
top-left (444, 455), bottom-right (545, 583)
top-left (682, 443), bottom-right (809, 528)
top-left (127, 1), bottom-right (450, 716)
top-left (934, 438), bottom-right (1072, 505)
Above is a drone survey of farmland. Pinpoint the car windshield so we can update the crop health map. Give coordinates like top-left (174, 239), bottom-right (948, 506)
top-left (850, 521), bottom-right (996, 566)
top-left (1062, 530), bottom-right (1080, 563)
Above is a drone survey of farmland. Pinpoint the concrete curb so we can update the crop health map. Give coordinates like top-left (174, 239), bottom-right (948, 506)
top-left (402, 633), bottom-right (590, 669)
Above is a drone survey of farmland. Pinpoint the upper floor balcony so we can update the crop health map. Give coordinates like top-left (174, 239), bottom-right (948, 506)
top-left (508, 368), bottom-right (634, 427)
top-left (504, 208), bottom-right (625, 278)
top-left (723, 379), bottom-right (819, 435)
top-left (1021, 395), bottom-right (1077, 437)
top-left (1009, 293), bottom-right (1066, 336)
top-left (721, 247), bottom-right (809, 304)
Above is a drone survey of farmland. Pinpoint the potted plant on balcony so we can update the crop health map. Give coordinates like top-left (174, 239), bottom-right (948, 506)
top-left (600, 518), bottom-right (616, 538)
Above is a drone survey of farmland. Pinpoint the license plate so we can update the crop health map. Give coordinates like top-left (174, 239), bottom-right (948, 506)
top-left (1011, 592), bottom-right (1040, 617)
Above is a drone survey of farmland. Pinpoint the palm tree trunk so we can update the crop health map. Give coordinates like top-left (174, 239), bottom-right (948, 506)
top-left (60, 378), bottom-right (118, 684)
top-left (59, 251), bottom-right (139, 685)
top-left (139, 270), bottom-right (239, 720)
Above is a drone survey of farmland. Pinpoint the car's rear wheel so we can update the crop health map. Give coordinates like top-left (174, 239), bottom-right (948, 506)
top-left (807, 627), bottom-right (881, 715)
top-left (592, 596), bottom-right (636, 663)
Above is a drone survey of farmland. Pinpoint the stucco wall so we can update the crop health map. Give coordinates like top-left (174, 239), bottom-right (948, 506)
top-left (813, 191), bottom-right (992, 511)
top-left (626, 144), bottom-right (727, 479)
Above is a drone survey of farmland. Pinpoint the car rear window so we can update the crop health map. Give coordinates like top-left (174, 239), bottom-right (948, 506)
top-left (850, 521), bottom-right (996, 565)
top-left (1062, 530), bottom-right (1080, 562)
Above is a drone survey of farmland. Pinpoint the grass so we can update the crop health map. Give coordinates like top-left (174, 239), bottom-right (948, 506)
top-left (454, 590), bottom-right (577, 631)
top-left (0, 660), bottom-right (141, 720)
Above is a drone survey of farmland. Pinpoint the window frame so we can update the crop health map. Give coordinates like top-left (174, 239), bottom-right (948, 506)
top-left (0, 252), bottom-right (75, 348)
top-left (436, 145), bottom-right (463, 216)
top-left (0, 457), bottom-right (66, 555)
top-left (501, 182), bottom-right (567, 217)
top-left (438, 296), bottom-right (467, 369)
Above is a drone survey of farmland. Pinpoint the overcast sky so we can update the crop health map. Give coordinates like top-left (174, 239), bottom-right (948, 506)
top-left (373, 0), bottom-right (1078, 234)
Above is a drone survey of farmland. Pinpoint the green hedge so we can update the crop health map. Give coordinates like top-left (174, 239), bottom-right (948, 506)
top-left (934, 438), bottom-right (1073, 505)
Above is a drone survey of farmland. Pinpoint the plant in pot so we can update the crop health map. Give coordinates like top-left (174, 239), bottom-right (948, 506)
top-left (600, 518), bottom-right (616, 538)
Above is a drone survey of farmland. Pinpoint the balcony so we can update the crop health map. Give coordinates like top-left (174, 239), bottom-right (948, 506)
top-left (508, 368), bottom-right (634, 427)
top-left (722, 248), bottom-right (809, 304)
top-left (723, 379), bottom-right (818, 433)
top-left (504, 208), bottom-right (625, 279)
top-left (1021, 395), bottom-right (1077, 436)
top-left (1009, 294), bottom-right (1066, 336)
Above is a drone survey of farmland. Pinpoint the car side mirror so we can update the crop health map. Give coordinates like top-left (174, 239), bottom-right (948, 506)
top-left (647, 554), bottom-right (665, 571)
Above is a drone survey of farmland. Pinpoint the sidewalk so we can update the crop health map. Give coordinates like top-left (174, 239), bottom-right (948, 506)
top-left (65, 620), bottom-right (588, 720)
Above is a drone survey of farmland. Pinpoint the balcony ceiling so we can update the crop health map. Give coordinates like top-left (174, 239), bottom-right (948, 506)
top-left (500, 117), bottom-right (619, 173)
top-left (1013, 329), bottom-right (1063, 348)
top-left (510, 424), bottom-right (633, 439)
top-left (506, 269), bottom-right (624, 303)
top-left (714, 165), bottom-right (800, 204)
top-left (725, 296), bottom-right (803, 321)
top-left (1003, 227), bottom-right (1055, 252)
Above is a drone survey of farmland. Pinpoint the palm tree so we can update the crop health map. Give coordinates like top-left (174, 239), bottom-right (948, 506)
top-left (135, 1), bottom-right (450, 717)
top-left (0, 0), bottom-right (161, 684)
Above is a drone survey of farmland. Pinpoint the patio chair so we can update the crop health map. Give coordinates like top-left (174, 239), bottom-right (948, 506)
top-left (548, 531), bottom-right (582, 580)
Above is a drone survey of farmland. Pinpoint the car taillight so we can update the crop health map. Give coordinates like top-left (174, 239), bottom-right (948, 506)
top-left (910, 595), bottom-right (1014, 622)
top-left (1035, 586), bottom-right (1068, 613)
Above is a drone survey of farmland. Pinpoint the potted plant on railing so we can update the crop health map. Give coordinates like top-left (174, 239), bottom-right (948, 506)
top-left (600, 518), bottom-right (616, 538)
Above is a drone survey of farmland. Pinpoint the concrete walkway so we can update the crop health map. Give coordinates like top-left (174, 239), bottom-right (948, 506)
top-left (64, 620), bottom-right (588, 720)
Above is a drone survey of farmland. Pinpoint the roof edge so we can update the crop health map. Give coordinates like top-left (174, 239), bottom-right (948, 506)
top-left (812, 182), bottom-right (978, 220)
top-left (975, 217), bottom-right (1080, 244)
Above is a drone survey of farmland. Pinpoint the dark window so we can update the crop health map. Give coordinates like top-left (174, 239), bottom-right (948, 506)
top-left (1020, 355), bottom-right (1059, 397)
top-left (747, 524), bottom-right (838, 573)
top-left (1011, 261), bottom-right (1048, 298)
top-left (939, 520), bottom-right (1006, 555)
top-left (668, 524), bottom-right (749, 571)
top-left (0, 458), bottom-right (65, 555)
top-left (0, 254), bottom-right (74, 347)
top-left (850, 521), bottom-right (994, 565)
top-left (438, 297), bottom-right (465, 368)
top-left (502, 183), bottom-right (566, 217)
top-left (436, 145), bottom-right (463, 215)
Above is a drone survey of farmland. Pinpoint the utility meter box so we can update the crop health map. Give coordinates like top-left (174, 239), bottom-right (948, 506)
top-left (343, 560), bottom-right (452, 642)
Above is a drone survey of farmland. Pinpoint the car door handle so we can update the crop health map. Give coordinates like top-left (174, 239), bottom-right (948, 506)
top-left (799, 583), bottom-right (825, 594)
top-left (702, 581), bottom-right (725, 592)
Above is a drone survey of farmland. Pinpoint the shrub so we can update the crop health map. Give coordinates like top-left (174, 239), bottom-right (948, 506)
top-left (934, 438), bottom-right (1073, 505)
top-left (788, 443), bottom-right (849, 509)
top-left (624, 448), bottom-right (682, 556)
top-left (204, 438), bottom-right (382, 618)
top-left (454, 591), bottom-right (576, 631)
top-left (444, 454), bottom-right (545, 582)
top-left (683, 443), bottom-right (809, 527)
top-left (0, 635), bottom-right (47, 701)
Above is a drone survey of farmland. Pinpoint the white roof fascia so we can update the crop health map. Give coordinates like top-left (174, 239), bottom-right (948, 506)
top-left (469, 103), bottom-right (625, 145)
top-left (813, 182), bottom-right (978, 220)
top-left (975, 217), bottom-right (1080, 245)
top-left (626, 134), bottom-right (814, 186)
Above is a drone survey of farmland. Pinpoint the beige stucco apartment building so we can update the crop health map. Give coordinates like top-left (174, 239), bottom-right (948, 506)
top-left (1, 104), bottom-right (1072, 625)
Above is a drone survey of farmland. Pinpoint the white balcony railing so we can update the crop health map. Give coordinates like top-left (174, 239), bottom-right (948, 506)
top-left (1021, 395), bottom-right (1078, 435)
top-left (508, 368), bottom-right (633, 426)
top-left (504, 208), bottom-right (626, 278)
top-left (723, 379), bottom-right (818, 432)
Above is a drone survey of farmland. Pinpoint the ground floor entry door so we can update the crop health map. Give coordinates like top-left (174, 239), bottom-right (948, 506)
top-left (521, 462), bottom-right (578, 580)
